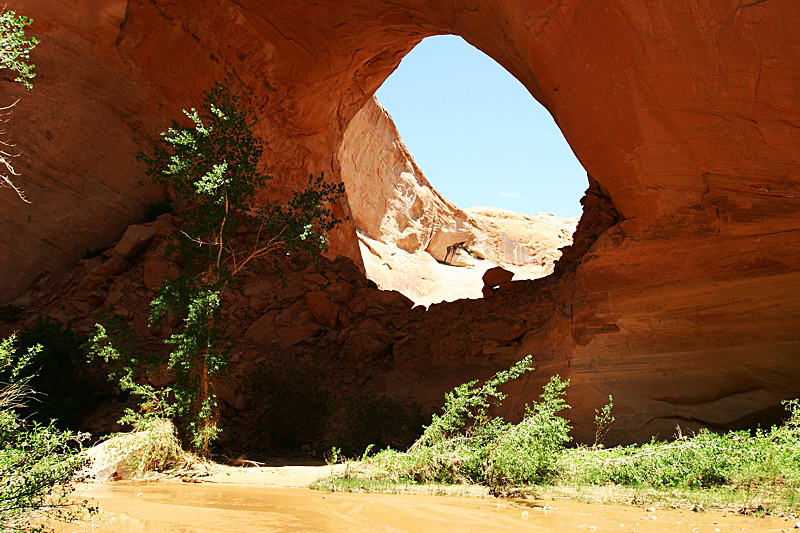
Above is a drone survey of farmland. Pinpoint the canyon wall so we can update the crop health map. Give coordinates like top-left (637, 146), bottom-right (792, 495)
top-left (3, 0), bottom-right (799, 442)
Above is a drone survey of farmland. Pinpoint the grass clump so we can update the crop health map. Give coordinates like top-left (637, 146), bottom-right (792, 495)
top-left (108, 377), bottom-right (189, 478)
top-left (557, 400), bottom-right (800, 512)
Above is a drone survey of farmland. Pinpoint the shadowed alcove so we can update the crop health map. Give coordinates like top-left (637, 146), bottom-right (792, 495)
top-left (4, 0), bottom-right (800, 444)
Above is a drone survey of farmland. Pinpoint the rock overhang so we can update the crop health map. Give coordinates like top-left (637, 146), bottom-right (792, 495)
top-left (3, 0), bottom-right (800, 443)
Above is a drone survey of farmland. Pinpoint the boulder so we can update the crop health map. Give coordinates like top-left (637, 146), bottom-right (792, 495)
top-left (242, 280), bottom-right (275, 299)
top-left (273, 310), bottom-right (320, 347)
top-left (482, 267), bottom-right (514, 288)
top-left (143, 244), bottom-right (181, 290)
top-left (113, 224), bottom-right (158, 260)
top-left (303, 273), bottom-right (329, 286)
top-left (479, 318), bottom-right (527, 342)
top-left (305, 291), bottom-right (340, 328)
top-left (342, 319), bottom-right (394, 361)
top-left (76, 255), bottom-right (126, 293)
top-left (244, 311), bottom-right (280, 345)
top-left (326, 281), bottom-right (354, 302)
top-left (217, 381), bottom-right (247, 411)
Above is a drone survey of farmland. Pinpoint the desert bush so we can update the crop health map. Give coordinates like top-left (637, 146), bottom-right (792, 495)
top-left (87, 325), bottom-right (186, 475)
top-left (104, 375), bottom-right (188, 478)
top-left (488, 374), bottom-right (571, 486)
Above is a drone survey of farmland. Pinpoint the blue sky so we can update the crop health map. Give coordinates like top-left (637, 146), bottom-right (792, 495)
top-left (375, 35), bottom-right (587, 219)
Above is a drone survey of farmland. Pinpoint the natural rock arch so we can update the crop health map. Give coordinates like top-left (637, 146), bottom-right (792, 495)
top-left (4, 0), bottom-right (800, 442)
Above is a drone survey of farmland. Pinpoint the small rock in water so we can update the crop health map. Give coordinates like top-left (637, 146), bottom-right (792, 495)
top-left (521, 510), bottom-right (529, 519)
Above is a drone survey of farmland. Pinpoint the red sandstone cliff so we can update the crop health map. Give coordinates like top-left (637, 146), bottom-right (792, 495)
top-left (3, 0), bottom-right (799, 443)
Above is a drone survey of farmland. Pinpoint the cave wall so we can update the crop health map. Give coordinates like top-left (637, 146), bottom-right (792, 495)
top-left (3, 0), bottom-right (799, 442)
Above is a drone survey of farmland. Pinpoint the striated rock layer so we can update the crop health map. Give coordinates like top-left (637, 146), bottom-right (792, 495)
top-left (2, 0), bottom-right (800, 443)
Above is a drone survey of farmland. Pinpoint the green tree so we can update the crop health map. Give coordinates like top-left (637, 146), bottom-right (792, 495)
top-left (1, 10), bottom-right (38, 89)
top-left (1, 8), bottom-right (39, 202)
top-left (94, 82), bottom-right (346, 456)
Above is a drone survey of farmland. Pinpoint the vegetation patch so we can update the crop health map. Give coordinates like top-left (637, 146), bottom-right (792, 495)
top-left (0, 335), bottom-right (95, 532)
top-left (91, 82), bottom-right (346, 456)
top-left (7, 318), bottom-right (113, 430)
top-left (315, 356), bottom-right (800, 515)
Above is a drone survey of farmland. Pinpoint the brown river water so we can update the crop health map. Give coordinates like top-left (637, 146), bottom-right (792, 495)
top-left (56, 483), bottom-right (793, 533)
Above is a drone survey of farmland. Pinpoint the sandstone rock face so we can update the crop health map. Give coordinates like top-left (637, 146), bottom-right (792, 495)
top-left (465, 207), bottom-right (578, 270)
top-left (3, 0), bottom-right (800, 443)
top-left (339, 97), bottom-right (476, 260)
top-left (340, 98), bottom-right (578, 306)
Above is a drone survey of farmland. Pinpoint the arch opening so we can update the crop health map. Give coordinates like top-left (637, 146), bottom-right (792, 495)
top-left (339, 36), bottom-right (588, 307)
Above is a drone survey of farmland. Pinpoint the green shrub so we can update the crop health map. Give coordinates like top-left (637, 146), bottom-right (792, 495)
top-left (107, 375), bottom-right (187, 478)
top-left (328, 356), bottom-right (573, 488)
top-left (0, 335), bottom-right (93, 532)
top-left (594, 395), bottom-right (614, 447)
top-left (0, 10), bottom-right (39, 89)
top-left (561, 400), bottom-right (800, 494)
top-left (488, 375), bottom-right (571, 486)
top-left (8, 318), bottom-right (107, 430)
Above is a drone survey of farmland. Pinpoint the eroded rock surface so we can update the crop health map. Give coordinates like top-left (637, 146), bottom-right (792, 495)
top-left (340, 97), bottom-right (578, 306)
top-left (3, 0), bottom-right (800, 443)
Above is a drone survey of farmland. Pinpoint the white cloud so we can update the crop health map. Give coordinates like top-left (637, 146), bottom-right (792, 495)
top-left (499, 191), bottom-right (532, 199)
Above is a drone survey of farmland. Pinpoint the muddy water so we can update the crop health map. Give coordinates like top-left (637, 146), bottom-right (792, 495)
top-left (60, 483), bottom-right (790, 533)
